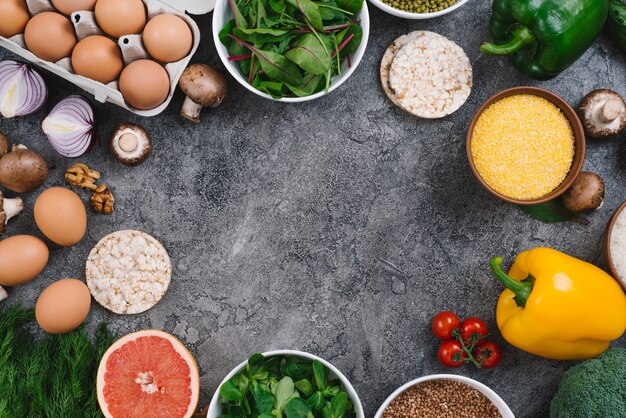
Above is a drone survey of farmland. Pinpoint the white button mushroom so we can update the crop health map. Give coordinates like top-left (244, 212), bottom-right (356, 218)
top-left (109, 124), bottom-right (153, 166)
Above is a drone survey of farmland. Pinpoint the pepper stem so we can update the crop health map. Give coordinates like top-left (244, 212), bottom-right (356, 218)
top-left (480, 26), bottom-right (535, 56)
top-left (490, 256), bottom-right (534, 308)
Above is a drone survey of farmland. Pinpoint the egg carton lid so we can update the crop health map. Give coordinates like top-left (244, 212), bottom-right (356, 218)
top-left (176, 0), bottom-right (216, 15)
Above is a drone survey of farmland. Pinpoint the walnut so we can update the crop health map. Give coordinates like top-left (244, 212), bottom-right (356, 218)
top-left (90, 183), bottom-right (114, 214)
top-left (65, 163), bottom-right (101, 190)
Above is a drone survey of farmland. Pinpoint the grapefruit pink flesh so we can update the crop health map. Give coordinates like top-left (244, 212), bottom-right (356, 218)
top-left (97, 330), bottom-right (200, 418)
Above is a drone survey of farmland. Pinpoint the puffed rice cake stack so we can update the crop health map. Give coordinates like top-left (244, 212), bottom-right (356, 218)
top-left (86, 230), bottom-right (172, 314)
top-left (381, 31), bottom-right (473, 118)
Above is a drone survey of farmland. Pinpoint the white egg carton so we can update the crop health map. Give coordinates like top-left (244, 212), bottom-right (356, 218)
top-left (0, 0), bottom-right (215, 117)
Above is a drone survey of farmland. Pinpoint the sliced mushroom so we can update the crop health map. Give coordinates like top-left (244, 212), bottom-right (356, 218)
top-left (0, 132), bottom-right (8, 157)
top-left (0, 190), bottom-right (23, 235)
top-left (0, 145), bottom-right (48, 193)
top-left (0, 285), bottom-right (7, 302)
top-left (179, 63), bottom-right (228, 123)
top-left (562, 172), bottom-right (605, 213)
top-left (578, 89), bottom-right (626, 138)
top-left (109, 123), bottom-right (153, 166)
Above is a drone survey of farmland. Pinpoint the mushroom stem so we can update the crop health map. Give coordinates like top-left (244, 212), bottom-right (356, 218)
top-left (180, 96), bottom-right (202, 123)
top-left (0, 285), bottom-right (7, 302)
top-left (600, 99), bottom-right (622, 123)
top-left (3, 197), bottom-right (23, 224)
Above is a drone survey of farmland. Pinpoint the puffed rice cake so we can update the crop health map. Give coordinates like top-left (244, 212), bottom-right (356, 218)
top-left (380, 31), bottom-right (472, 118)
top-left (86, 230), bottom-right (172, 314)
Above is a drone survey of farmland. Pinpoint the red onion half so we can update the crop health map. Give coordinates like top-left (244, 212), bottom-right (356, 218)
top-left (0, 60), bottom-right (48, 118)
top-left (42, 95), bottom-right (97, 158)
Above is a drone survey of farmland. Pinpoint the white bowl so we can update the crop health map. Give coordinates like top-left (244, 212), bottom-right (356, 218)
top-left (207, 350), bottom-right (365, 418)
top-left (367, 0), bottom-right (468, 20)
top-left (212, 0), bottom-right (370, 102)
top-left (374, 374), bottom-right (515, 418)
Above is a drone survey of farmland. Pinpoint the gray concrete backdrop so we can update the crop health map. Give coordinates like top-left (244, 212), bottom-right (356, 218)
top-left (2, 1), bottom-right (626, 417)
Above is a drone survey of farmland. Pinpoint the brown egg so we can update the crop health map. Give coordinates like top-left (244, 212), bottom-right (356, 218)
top-left (0, 235), bottom-right (49, 286)
top-left (34, 187), bottom-right (87, 246)
top-left (143, 14), bottom-right (193, 63)
top-left (0, 0), bottom-right (30, 38)
top-left (24, 12), bottom-right (77, 62)
top-left (51, 0), bottom-right (97, 15)
top-left (36, 279), bottom-right (91, 334)
top-left (95, 0), bottom-right (146, 38)
top-left (119, 60), bottom-right (170, 110)
top-left (72, 35), bottom-right (123, 84)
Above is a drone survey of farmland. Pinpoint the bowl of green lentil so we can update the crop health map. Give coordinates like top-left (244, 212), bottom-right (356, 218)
top-left (466, 86), bottom-right (586, 206)
top-left (368, 0), bottom-right (468, 20)
top-left (374, 374), bottom-right (514, 418)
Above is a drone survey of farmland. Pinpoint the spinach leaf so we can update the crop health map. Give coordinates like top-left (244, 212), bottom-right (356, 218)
top-left (221, 378), bottom-right (244, 401)
top-left (285, 34), bottom-right (332, 74)
top-left (335, 0), bottom-right (363, 14)
top-left (275, 376), bottom-right (296, 409)
top-left (281, 362), bottom-right (304, 380)
top-left (306, 391), bottom-right (325, 411)
top-left (295, 379), bottom-right (314, 397)
top-left (518, 200), bottom-right (590, 224)
top-left (228, 405), bottom-right (246, 418)
top-left (251, 381), bottom-right (275, 413)
top-left (331, 393), bottom-right (348, 418)
top-left (286, 0), bottom-right (323, 30)
top-left (312, 360), bottom-right (327, 390)
top-left (284, 398), bottom-right (313, 418)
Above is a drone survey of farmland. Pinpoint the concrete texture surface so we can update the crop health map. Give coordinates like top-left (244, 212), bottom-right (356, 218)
top-left (2, 1), bottom-right (626, 417)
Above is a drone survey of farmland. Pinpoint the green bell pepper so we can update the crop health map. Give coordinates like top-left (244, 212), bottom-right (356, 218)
top-left (480, 0), bottom-right (609, 80)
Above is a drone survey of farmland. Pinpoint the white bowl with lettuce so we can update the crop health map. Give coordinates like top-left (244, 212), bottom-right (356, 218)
top-left (212, 0), bottom-right (369, 102)
top-left (207, 350), bottom-right (365, 418)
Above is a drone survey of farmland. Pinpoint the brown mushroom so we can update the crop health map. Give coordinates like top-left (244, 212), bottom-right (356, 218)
top-left (109, 123), bottom-right (153, 166)
top-left (0, 190), bottom-right (23, 235)
top-left (562, 172), bottom-right (605, 213)
top-left (0, 132), bottom-right (8, 157)
top-left (578, 89), bottom-right (626, 138)
top-left (0, 285), bottom-right (7, 303)
top-left (0, 144), bottom-right (48, 193)
top-left (178, 63), bottom-right (228, 123)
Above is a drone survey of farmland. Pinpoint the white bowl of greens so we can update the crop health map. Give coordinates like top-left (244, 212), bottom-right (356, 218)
top-left (207, 350), bottom-right (365, 418)
top-left (212, 0), bottom-right (369, 101)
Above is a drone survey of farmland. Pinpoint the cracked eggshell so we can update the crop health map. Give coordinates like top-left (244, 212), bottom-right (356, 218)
top-left (0, 235), bottom-right (49, 286)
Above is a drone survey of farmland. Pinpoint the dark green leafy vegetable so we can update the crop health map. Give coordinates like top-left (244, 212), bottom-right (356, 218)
top-left (0, 304), bottom-right (116, 418)
top-left (518, 199), bottom-right (590, 224)
top-left (218, 354), bottom-right (356, 418)
top-left (221, 0), bottom-right (363, 98)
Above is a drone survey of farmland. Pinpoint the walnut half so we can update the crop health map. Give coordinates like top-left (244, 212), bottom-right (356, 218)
top-left (90, 183), bottom-right (114, 214)
top-left (65, 163), bottom-right (101, 190)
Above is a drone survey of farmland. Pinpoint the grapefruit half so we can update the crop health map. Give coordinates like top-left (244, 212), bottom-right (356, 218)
top-left (97, 330), bottom-right (200, 418)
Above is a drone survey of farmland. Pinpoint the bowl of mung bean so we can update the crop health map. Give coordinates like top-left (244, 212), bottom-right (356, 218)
top-left (374, 374), bottom-right (514, 418)
top-left (466, 86), bottom-right (586, 206)
top-left (368, 0), bottom-right (468, 20)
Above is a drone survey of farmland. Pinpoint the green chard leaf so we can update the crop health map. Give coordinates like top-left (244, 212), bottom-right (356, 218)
top-left (337, 24), bottom-right (362, 56)
top-left (257, 81), bottom-right (285, 98)
top-left (286, 0), bottom-right (323, 30)
top-left (269, 0), bottom-right (286, 13)
top-left (518, 199), bottom-right (590, 224)
top-left (285, 34), bottom-right (332, 74)
top-left (285, 73), bottom-right (323, 96)
top-left (228, 0), bottom-right (249, 28)
top-left (335, 0), bottom-right (363, 14)
top-left (232, 28), bottom-right (291, 43)
top-left (256, 49), bottom-right (303, 85)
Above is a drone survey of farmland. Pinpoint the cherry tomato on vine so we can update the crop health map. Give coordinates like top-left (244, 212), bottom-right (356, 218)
top-left (474, 341), bottom-right (502, 369)
top-left (432, 311), bottom-right (460, 340)
top-left (437, 340), bottom-right (465, 368)
top-left (460, 317), bottom-right (489, 343)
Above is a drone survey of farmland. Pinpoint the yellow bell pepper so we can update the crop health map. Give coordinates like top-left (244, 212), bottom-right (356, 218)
top-left (490, 247), bottom-right (626, 360)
